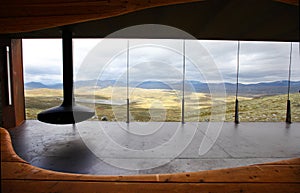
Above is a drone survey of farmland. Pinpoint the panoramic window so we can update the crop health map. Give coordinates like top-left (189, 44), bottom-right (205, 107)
top-left (23, 39), bottom-right (300, 122)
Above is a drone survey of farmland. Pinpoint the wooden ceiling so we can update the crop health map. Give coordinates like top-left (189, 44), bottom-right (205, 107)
top-left (0, 0), bottom-right (299, 41)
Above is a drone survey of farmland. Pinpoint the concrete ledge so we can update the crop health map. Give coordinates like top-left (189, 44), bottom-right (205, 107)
top-left (1, 128), bottom-right (300, 193)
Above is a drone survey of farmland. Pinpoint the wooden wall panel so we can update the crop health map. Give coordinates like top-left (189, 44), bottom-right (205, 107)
top-left (0, 40), bottom-right (25, 129)
top-left (0, 39), bottom-right (15, 128)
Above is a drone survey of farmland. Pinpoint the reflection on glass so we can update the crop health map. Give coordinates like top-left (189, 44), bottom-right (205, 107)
top-left (23, 39), bottom-right (300, 122)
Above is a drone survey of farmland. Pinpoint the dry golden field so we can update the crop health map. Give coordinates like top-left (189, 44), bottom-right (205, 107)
top-left (25, 87), bottom-right (300, 122)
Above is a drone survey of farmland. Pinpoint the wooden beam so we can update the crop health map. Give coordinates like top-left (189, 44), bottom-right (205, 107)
top-left (0, 0), bottom-right (203, 34)
top-left (1, 0), bottom-right (297, 36)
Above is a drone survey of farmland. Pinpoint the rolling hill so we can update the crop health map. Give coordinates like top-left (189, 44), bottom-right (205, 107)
top-left (25, 80), bottom-right (300, 96)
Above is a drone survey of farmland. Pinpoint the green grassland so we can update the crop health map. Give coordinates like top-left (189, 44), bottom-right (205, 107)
top-left (25, 87), bottom-right (300, 122)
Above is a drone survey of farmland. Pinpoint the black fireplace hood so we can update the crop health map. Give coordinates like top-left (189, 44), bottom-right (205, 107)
top-left (37, 30), bottom-right (94, 124)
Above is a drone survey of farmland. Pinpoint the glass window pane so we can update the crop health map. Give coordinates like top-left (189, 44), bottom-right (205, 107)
top-left (23, 39), bottom-right (62, 120)
top-left (237, 41), bottom-right (297, 122)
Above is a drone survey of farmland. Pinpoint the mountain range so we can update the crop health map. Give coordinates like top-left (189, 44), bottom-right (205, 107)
top-left (25, 80), bottom-right (300, 96)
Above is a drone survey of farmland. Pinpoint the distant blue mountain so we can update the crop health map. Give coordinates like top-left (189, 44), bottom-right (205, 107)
top-left (25, 82), bottom-right (49, 89)
top-left (96, 80), bottom-right (118, 88)
top-left (75, 80), bottom-right (119, 88)
top-left (131, 80), bottom-right (300, 96)
top-left (25, 80), bottom-right (300, 96)
top-left (25, 82), bottom-right (62, 90)
top-left (136, 81), bottom-right (173, 90)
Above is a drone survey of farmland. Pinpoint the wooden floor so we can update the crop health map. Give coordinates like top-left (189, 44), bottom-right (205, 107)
top-left (1, 127), bottom-right (300, 193)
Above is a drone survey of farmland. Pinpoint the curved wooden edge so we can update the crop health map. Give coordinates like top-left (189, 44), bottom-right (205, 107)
top-left (1, 127), bottom-right (300, 193)
top-left (1, 128), bottom-right (28, 163)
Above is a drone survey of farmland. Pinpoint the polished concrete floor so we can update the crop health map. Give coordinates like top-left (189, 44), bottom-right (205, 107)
top-left (9, 120), bottom-right (300, 175)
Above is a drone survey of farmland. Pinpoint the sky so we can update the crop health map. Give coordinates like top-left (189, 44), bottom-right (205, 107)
top-left (22, 39), bottom-right (300, 85)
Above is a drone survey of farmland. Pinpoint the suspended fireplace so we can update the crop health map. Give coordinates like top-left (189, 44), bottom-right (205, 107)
top-left (37, 30), bottom-right (94, 124)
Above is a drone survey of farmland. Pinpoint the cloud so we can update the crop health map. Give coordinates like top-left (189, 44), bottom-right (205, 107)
top-left (23, 39), bottom-right (63, 84)
top-left (201, 40), bottom-right (300, 83)
top-left (73, 39), bottom-right (102, 73)
top-left (23, 39), bottom-right (300, 85)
